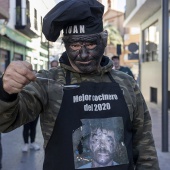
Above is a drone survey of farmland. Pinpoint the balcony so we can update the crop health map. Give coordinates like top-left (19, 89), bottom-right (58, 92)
top-left (15, 8), bottom-right (39, 38)
top-left (124, 0), bottom-right (137, 20)
top-left (0, 0), bottom-right (9, 20)
top-left (124, 0), bottom-right (161, 27)
top-left (0, 7), bottom-right (9, 20)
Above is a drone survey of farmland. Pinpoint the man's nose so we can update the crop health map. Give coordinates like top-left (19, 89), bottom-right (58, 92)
top-left (79, 46), bottom-right (89, 59)
top-left (99, 140), bottom-right (105, 148)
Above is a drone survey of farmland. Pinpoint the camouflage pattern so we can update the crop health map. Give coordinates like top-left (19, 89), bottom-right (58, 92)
top-left (0, 58), bottom-right (159, 169)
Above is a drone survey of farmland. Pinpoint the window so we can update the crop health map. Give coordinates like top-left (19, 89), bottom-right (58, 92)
top-left (16, 0), bottom-right (22, 26)
top-left (13, 53), bottom-right (23, 61)
top-left (150, 87), bottom-right (157, 103)
top-left (26, 0), bottom-right (30, 24)
top-left (34, 9), bottom-right (38, 30)
top-left (0, 49), bottom-right (10, 73)
top-left (143, 22), bottom-right (159, 62)
top-left (41, 16), bottom-right (43, 42)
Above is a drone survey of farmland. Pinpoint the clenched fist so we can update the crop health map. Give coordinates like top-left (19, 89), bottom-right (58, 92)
top-left (2, 61), bottom-right (36, 94)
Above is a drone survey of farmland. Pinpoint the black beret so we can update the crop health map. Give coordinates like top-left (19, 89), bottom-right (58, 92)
top-left (42, 0), bottom-right (104, 42)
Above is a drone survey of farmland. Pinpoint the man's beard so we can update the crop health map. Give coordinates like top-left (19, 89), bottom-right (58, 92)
top-left (92, 148), bottom-right (113, 166)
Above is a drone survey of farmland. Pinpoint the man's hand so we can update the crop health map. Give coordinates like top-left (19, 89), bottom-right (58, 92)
top-left (2, 61), bottom-right (36, 94)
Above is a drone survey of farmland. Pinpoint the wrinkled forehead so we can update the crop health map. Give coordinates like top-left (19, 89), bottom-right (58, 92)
top-left (62, 33), bottom-right (101, 44)
top-left (91, 128), bottom-right (115, 138)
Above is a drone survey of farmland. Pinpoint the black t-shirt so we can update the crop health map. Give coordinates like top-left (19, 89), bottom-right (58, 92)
top-left (118, 66), bottom-right (134, 78)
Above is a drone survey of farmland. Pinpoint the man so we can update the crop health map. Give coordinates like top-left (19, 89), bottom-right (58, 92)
top-left (50, 60), bottom-right (58, 68)
top-left (0, 0), bottom-right (159, 170)
top-left (112, 55), bottom-right (134, 78)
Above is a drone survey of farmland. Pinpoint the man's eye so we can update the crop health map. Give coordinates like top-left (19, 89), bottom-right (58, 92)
top-left (86, 43), bottom-right (97, 49)
top-left (70, 43), bottom-right (97, 50)
top-left (70, 44), bottom-right (81, 50)
top-left (72, 45), bottom-right (80, 47)
top-left (92, 138), bottom-right (98, 143)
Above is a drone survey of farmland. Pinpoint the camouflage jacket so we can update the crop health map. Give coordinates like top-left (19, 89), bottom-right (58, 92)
top-left (0, 55), bottom-right (159, 169)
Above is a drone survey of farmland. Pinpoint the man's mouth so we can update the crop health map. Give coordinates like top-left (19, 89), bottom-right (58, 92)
top-left (76, 60), bottom-right (93, 65)
top-left (97, 153), bottom-right (109, 156)
top-left (96, 149), bottom-right (110, 157)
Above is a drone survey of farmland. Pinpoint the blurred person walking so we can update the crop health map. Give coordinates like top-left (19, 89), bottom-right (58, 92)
top-left (22, 116), bottom-right (40, 152)
top-left (112, 55), bottom-right (134, 78)
top-left (22, 70), bottom-right (40, 152)
top-left (50, 60), bottom-right (58, 68)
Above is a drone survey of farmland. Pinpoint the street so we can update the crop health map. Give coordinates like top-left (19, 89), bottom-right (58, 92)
top-left (1, 102), bottom-right (170, 170)
top-left (1, 120), bottom-right (44, 170)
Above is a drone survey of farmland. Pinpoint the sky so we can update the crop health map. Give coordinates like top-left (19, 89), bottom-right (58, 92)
top-left (117, 0), bottom-right (126, 12)
top-left (55, 0), bottom-right (62, 3)
top-left (55, 0), bottom-right (126, 12)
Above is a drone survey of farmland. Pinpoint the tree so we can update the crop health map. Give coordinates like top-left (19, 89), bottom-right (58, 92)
top-left (104, 24), bottom-right (123, 47)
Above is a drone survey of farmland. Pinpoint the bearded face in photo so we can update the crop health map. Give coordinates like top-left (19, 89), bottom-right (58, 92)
top-left (89, 128), bottom-right (116, 167)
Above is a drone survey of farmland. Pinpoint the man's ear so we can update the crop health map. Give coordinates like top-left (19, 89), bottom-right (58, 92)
top-left (101, 30), bottom-right (108, 47)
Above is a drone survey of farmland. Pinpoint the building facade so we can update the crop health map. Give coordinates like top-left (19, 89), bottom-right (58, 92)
top-left (100, 0), bottom-right (125, 58)
top-left (0, 0), bottom-right (56, 73)
top-left (124, 0), bottom-right (170, 108)
top-left (99, 0), bottom-right (139, 80)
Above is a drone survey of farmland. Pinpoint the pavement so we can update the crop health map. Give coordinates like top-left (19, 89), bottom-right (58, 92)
top-left (1, 120), bottom-right (44, 170)
top-left (1, 102), bottom-right (170, 170)
top-left (147, 102), bottom-right (170, 170)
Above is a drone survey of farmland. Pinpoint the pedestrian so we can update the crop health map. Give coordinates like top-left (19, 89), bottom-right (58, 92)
top-left (22, 70), bottom-right (40, 152)
top-left (22, 116), bottom-right (40, 152)
top-left (0, 0), bottom-right (160, 170)
top-left (50, 60), bottom-right (58, 68)
top-left (112, 55), bottom-right (135, 78)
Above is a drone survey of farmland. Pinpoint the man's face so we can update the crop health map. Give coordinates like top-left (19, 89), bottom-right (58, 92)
top-left (51, 61), bottom-right (58, 68)
top-left (63, 33), bottom-right (107, 73)
top-left (90, 128), bottom-right (116, 166)
top-left (112, 58), bottom-right (120, 69)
